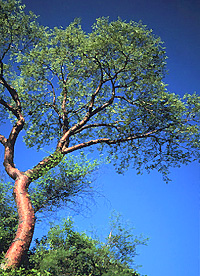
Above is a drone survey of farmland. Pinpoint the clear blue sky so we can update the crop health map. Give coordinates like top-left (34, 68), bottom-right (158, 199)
top-left (2, 0), bottom-right (200, 275)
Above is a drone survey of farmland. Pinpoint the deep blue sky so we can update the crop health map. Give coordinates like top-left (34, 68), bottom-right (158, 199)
top-left (2, 0), bottom-right (200, 275)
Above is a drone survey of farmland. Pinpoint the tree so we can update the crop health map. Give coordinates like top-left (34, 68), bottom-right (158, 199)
top-left (0, 0), bottom-right (199, 269)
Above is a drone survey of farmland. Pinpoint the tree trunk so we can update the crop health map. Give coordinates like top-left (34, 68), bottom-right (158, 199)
top-left (1, 174), bottom-right (35, 269)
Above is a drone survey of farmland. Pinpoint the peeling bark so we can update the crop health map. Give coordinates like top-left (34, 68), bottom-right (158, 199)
top-left (1, 174), bottom-right (35, 269)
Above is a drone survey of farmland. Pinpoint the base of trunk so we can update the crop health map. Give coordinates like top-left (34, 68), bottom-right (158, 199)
top-left (1, 174), bottom-right (35, 269)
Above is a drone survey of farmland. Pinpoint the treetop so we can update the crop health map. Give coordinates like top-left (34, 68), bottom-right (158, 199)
top-left (0, 0), bottom-right (199, 182)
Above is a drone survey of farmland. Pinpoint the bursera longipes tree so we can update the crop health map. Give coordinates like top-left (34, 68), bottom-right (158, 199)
top-left (0, 0), bottom-right (200, 269)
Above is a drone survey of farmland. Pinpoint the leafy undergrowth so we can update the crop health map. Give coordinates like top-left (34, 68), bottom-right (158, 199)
top-left (0, 214), bottom-right (147, 276)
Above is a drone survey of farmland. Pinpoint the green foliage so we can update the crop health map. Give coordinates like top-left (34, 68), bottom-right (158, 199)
top-left (28, 216), bottom-right (144, 276)
top-left (0, 199), bottom-right (146, 275)
top-left (107, 211), bottom-right (148, 266)
top-left (0, 267), bottom-right (50, 276)
top-left (1, 1), bottom-right (199, 180)
top-left (29, 152), bottom-right (99, 213)
top-left (0, 0), bottom-right (43, 81)
top-left (16, 17), bottom-right (169, 151)
top-left (0, 180), bottom-right (17, 257)
top-left (0, 0), bottom-right (38, 55)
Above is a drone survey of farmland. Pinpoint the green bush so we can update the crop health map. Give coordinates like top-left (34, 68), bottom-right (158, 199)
top-left (0, 182), bottom-right (18, 259)
top-left (0, 267), bottom-right (50, 276)
top-left (27, 216), bottom-right (144, 276)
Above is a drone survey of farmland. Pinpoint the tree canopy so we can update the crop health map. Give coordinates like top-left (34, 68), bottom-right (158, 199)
top-left (1, 0), bottom-right (199, 179)
top-left (0, 0), bottom-right (199, 270)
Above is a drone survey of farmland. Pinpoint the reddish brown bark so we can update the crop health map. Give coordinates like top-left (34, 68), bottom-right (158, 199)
top-left (1, 173), bottom-right (35, 269)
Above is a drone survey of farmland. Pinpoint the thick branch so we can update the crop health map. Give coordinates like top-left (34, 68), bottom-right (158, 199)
top-left (0, 77), bottom-right (21, 114)
top-left (62, 128), bottom-right (161, 154)
top-left (25, 150), bottom-right (64, 181)
top-left (0, 134), bottom-right (7, 146)
top-left (0, 79), bottom-right (25, 178)
top-left (4, 116), bottom-right (25, 179)
top-left (0, 96), bottom-right (18, 117)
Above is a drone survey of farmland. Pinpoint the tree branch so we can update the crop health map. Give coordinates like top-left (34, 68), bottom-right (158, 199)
top-left (62, 128), bottom-right (163, 154)
top-left (0, 77), bottom-right (21, 114)
top-left (25, 150), bottom-right (64, 181)
top-left (0, 23), bottom-right (13, 62)
top-left (57, 75), bottom-right (117, 151)
top-left (73, 122), bottom-right (122, 134)
top-left (0, 134), bottom-right (7, 146)
top-left (90, 78), bottom-right (116, 117)
top-left (0, 97), bottom-right (18, 117)
top-left (84, 56), bottom-right (104, 114)
top-left (61, 86), bottom-right (69, 134)
top-left (0, 60), bottom-right (3, 78)
top-left (115, 95), bottom-right (137, 105)
top-left (0, 77), bottom-right (25, 179)
top-left (57, 80), bottom-right (116, 150)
